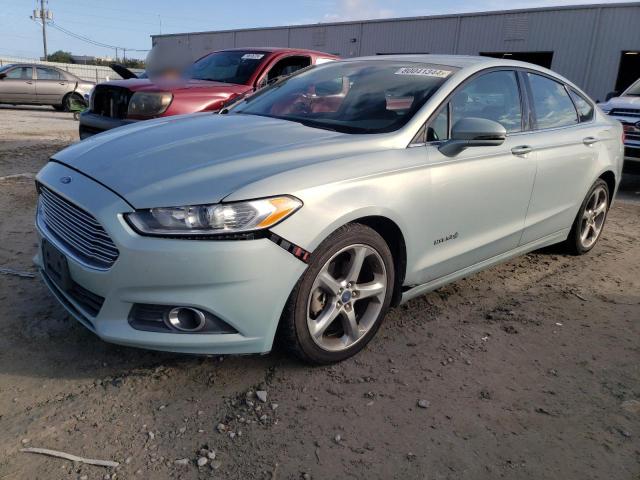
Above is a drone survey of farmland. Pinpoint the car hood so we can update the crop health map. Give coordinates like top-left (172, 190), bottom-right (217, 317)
top-left (102, 78), bottom-right (250, 94)
top-left (51, 114), bottom-right (376, 208)
top-left (601, 95), bottom-right (640, 110)
top-left (110, 63), bottom-right (139, 79)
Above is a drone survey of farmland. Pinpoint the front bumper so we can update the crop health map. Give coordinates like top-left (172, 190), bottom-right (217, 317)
top-left (34, 162), bottom-right (307, 354)
top-left (79, 111), bottom-right (138, 139)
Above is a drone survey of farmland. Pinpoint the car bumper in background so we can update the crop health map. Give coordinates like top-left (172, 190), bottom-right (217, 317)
top-left (34, 161), bottom-right (307, 354)
top-left (79, 111), bottom-right (138, 139)
top-left (624, 144), bottom-right (640, 163)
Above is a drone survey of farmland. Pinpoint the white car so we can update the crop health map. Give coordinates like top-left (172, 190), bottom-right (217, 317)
top-left (35, 55), bottom-right (623, 364)
top-left (599, 78), bottom-right (640, 165)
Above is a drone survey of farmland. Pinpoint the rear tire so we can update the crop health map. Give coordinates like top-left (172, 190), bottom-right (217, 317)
top-left (279, 223), bottom-right (395, 365)
top-left (564, 178), bottom-right (609, 255)
top-left (52, 104), bottom-right (65, 111)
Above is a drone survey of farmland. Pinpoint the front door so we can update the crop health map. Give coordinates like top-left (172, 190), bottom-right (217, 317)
top-left (0, 66), bottom-right (35, 103)
top-left (414, 70), bottom-right (537, 283)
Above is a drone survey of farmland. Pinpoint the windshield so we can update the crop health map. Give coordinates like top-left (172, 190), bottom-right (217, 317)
top-left (186, 50), bottom-right (269, 85)
top-left (624, 78), bottom-right (640, 96)
top-left (231, 60), bottom-right (457, 134)
top-left (0, 64), bottom-right (14, 73)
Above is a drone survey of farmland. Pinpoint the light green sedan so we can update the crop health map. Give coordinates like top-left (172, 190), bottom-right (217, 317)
top-left (34, 55), bottom-right (623, 364)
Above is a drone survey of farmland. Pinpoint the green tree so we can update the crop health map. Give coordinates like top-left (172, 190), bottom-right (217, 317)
top-left (47, 50), bottom-right (74, 63)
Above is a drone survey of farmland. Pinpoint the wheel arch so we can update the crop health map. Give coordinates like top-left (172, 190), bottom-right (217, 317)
top-left (598, 170), bottom-right (616, 205)
top-left (349, 215), bottom-right (407, 307)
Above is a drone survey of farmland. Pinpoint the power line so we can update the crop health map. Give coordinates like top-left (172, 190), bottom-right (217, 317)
top-left (47, 21), bottom-right (149, 52)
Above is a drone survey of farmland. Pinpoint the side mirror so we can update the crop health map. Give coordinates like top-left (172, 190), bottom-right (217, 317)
top-left (0, 73), bottom-right (6, 80)
top-left (605, 91), bottom-right (619, 101)
top-left (439, 117), bottom-right (506, 157)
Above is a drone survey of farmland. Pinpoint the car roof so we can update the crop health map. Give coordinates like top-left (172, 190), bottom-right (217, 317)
top-left (4, 63), bottom-right (62, 69)
top-left (343, 54), bottom-right (504, 68)
top-left (214, 47), bottom-right (338, 57)
top-left (338, 54), bottom-right (583, 92)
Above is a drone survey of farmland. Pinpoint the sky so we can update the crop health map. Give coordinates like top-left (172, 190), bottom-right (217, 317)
top-left (0, 0), bottom-right (630, 61)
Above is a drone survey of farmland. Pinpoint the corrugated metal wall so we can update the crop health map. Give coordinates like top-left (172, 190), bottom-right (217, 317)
top-left (152, 3), bottom-right (640, 100)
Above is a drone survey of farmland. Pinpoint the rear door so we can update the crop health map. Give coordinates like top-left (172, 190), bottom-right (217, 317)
top-left (0, 66), bottom-right (34, 103)
top-left (35, 67), bottom-right (69, 105)
top-left (417, 69), bottom-right (538, 282)
top-left (519, 72), bottom-right (606, 244)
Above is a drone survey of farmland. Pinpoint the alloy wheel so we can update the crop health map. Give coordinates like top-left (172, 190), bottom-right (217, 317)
top-left (306, 244), bottom-right (387, 352)
top-left (579, 185), bottom-right (608, 249)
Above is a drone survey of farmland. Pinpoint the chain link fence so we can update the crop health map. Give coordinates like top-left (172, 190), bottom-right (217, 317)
top-left (0, 55), bottom-right (143, 83)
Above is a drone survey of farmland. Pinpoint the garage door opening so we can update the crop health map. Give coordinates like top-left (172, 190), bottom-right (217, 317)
top-left (614, 51), bottom-right (640, 94)
top-left (480, 51), bottom-right (553, 69)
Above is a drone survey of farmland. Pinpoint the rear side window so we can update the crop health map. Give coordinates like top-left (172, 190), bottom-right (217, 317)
top-left (36, 67), bottom-right (62, 80)
top-left (527, 73), bottom-right (578, 129)
top-left (568, 89), bottom-right (594, 122)
top-left (450, 70), bottom-right (522, 133)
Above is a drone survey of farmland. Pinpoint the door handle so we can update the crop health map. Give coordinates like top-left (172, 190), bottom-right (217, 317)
top-left (26, 81), bottom-right (33, 84)
top-left (583, 136), bottom-right (598, 146)
top-left (511, 145), bottom-right (533, 156)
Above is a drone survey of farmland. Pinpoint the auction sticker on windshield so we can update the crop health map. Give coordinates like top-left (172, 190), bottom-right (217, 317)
top-left (395, 67), bottom-right (452, 77)
top-left (242, 53), bottom-right (265, 60)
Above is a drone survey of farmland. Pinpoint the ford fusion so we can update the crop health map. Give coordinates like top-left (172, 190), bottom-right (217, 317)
top-left (35, 55), bottom-right (623, 364)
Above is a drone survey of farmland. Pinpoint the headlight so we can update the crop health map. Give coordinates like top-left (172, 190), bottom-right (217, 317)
top-left (125, 196), bottom-right (302, 237)
top-left (127, 92), bottom-right (173, 118)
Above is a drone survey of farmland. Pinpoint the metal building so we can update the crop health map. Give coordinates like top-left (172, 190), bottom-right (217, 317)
top-left (152, 2), bottom-right (640, 101)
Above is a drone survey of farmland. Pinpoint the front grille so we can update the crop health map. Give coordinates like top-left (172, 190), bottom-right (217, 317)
top-left (91, 85), bottom-right (132, 119)
top-left (610, 108), bottom-right (640, 117)
top-left (37, 185), bottom-right (119, 269)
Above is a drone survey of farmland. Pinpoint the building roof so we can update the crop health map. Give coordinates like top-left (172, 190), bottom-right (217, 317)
top-left (152, 2), bottom-right (640, 39)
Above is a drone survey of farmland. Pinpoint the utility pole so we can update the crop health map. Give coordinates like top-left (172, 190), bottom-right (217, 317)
top-left (31, 0), bottom-right (51, 60)
top-left (41, 0), bottom-right (48, 60)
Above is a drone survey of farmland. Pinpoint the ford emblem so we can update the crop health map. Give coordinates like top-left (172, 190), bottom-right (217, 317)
top-left (60, 176), bottom-right (72, 184)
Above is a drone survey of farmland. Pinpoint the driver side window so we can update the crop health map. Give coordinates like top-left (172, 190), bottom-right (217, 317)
top-left (427, 106), bottom-right (449, 142)
top-left (265, 56), bottom-right (312, 84)
top-left (450, 70), bottom-right (522, 133)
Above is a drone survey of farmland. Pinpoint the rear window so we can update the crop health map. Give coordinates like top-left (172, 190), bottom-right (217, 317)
top-left (186, 51), bottom-right (269, 85)
top-left (527, 73), bottom-right (578, 129)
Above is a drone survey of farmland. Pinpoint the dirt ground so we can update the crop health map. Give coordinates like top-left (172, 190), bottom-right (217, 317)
top-left (0, 106), bottom-right (639, 480)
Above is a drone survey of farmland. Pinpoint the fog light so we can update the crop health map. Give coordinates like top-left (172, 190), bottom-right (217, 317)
top-left (166, 307), bottom-right (206, 332)
top-left (128, 304), bottom-right (237, 334)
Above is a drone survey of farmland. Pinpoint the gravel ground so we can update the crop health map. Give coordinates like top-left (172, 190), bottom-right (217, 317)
top-left (0, 106), bottom-right (639, 480)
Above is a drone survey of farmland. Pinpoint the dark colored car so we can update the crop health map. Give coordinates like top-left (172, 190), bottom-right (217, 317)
top-left (79, 48), bottom-right (338, 139)
top-left (0, 63), bottom-right (94, 111)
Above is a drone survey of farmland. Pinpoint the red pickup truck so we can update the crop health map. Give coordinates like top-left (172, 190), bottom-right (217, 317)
top-left (79, 47), bottom-right (338, 139)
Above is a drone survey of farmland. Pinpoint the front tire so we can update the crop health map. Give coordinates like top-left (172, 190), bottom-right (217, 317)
top-left (280, 223), bottom-right (395, 364)
top-left (61, 93), bottom-right (83, 112)
top-left (565, 178), bottom-right (610, 254)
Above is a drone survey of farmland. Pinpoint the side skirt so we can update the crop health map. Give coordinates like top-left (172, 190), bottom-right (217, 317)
top-left (400, 229), bottom-right (569, 304)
